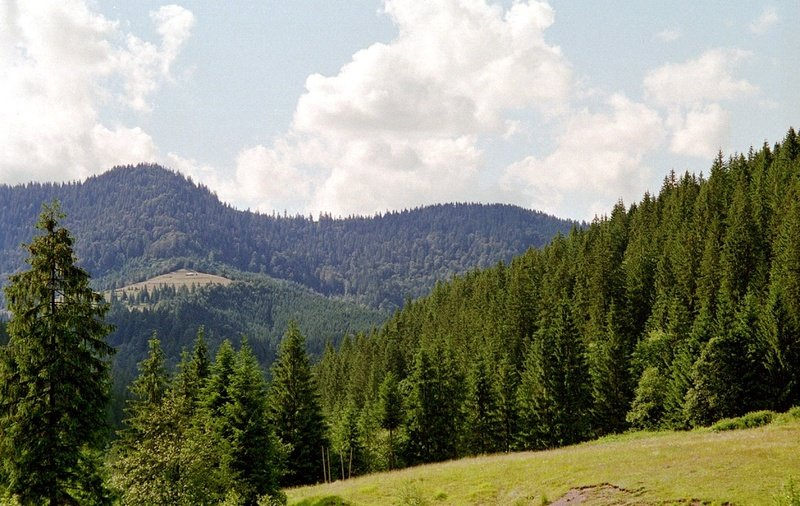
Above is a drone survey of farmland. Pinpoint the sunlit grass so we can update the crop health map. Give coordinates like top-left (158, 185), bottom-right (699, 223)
top-left (287, 418), bottom-right (800, 505)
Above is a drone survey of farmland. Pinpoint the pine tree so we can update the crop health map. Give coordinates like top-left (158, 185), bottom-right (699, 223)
top-left (269, 322), bottom-right (327, 486)
top-left (377, 372), bottom-right (403, 470)
top-left (463, 351), bottom-right (503, 455)
top-left (0, 203), bottom-right (114, 505)
top-left (761, 184), bottom-right (800, 409)
top-left (685, 292), bottom-right (769, 426)
top-left (111, 338), bottom-right (204, 505)
top-left (403, 344), bottom-right (463, 465)
top-left (517, 299), bottom-right (590, 450)
top-left (173, 326), bottom-right (211, 410)
top-left (223, 338), bottom-right (283, 504)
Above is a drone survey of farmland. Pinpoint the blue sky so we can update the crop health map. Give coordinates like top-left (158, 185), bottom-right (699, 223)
top-left (1, 1), bottom-right (797, 220)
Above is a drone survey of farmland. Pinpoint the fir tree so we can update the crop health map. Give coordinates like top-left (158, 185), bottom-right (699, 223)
top-left (463, 351), bottom-right (503, 455)
top-left (377, 372), bottom-right (403, 470)
top-left (517, 299), bottom-right (590, 450)
top-left (269, 322), bottom-right (327, 486)
top-left (223, 338), bottom-right (283, 504)
top-left (0, 203), bottom-right (114, 505)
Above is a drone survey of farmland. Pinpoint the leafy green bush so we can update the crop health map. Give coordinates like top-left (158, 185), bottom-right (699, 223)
top-left (711, 410), bottom-right (775, 432)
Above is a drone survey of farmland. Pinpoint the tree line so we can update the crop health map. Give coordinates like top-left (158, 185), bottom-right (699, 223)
top-left (312, 128), bottom-right (800, 472)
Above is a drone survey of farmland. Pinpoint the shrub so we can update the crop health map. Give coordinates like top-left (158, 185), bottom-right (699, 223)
top-left (711, 410), bottom-right (775, 432)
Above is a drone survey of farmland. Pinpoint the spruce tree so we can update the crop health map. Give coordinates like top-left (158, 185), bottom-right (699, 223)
top-left (223, 339), bottom-right (283, 504)
top-left (0, 203), bottom-right (114, 505)
top-left (517, 299), bottom-right (590, 450)
top-left (377, 372), bottom-right (403, 470)
top-left (463, 351), bottom-right (503, 455)
top-left (403, 344), bottom-right (463, 465)
top-left (269, 322), bottom-right (326, 486)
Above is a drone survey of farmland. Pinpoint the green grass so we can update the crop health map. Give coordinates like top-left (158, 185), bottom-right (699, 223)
top-left (287, 419), bottom-right (800, 505)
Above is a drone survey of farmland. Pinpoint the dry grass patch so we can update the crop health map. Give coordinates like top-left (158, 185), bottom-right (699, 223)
top-left (107, 268), bottom-right (232, 303)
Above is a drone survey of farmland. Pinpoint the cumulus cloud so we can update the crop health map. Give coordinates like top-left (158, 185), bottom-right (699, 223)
top-left (668, 104), bottom-right (729, 159)
top-left (644, 48), bottom-right (756, 159)
top-left (233, 0), bottom-right (572, 216)
top-left (644, 48), bottom-right (756, 107)
top-left (502, 94), bottom-right (665, 218)
top-left (749, 6), bottom-right (778, 34)
top-left (0, 1), bottom-right (193, 184)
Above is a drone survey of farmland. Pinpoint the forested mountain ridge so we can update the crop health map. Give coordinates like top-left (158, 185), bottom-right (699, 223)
top-left (314, 128), bottom-right (800, 473)
top-left (0, 165), bottom-right (576, 310)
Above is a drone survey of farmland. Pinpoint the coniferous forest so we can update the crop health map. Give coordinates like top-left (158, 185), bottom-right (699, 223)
top-left (314, 129), bottom-right (800, 472)
top-left (1, 129), bottom-right (799, 504)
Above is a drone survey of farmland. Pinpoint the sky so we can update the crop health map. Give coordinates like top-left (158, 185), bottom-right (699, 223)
top-left (1, 1), bottom-right (797, 220)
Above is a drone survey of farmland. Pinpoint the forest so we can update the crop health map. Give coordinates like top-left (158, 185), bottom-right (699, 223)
top-left (1, 128), bottom-right (799, 504)
top-left (311, 128), bottom-right (800, 472)
top-left (0, 167), bottom-right (575, 310)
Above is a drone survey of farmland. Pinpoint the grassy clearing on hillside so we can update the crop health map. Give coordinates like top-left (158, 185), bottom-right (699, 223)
top-left (287, 418), bottom-right (800, 505)
top-left (106, 268), bottom-right (232, 302)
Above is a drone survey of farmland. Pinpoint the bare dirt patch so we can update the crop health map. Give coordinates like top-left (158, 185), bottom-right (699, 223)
top-left (549, 483), bottom-right (645, 505)
top-left (549, 483), bottom-right (726, 506)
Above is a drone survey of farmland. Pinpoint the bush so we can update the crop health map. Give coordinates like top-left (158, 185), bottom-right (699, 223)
top-left (711, 410), bottom-right (775, 432)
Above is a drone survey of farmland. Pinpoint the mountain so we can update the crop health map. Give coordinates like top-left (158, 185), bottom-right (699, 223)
top-left (1, 164), bottom-right (575, 425)
top-left (0, 164), bottom-right (577, 310)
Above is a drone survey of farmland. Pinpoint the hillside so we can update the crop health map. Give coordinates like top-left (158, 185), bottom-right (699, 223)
top-left (102, 267), bottom-right (387, 426)
top-left (311, 128), bottom-right (800, 475)
top-left (287, 414), bottom-right (800, 505)
top-left (0, 165), bottom-right (576, 310)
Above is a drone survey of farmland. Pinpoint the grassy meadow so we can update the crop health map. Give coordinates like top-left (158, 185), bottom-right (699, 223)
top-left (107, 268), bottom-right (232, 302)
top-left (287, 415), bottom-right (800, 505)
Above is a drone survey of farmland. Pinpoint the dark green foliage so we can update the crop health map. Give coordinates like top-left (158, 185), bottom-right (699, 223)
top-left (462, 352), bottom-right (503, 455)
top-left (0, 165), bottom-right (575, 310)
top-left (517, 300), bottom-right (591, 450)
top-left (403, 344), bottom-right (464, 465)
top-left (106, 274), bottom-right (387, 428)
top-left (378, 372), bottom-right (403, 469)
top-left (111, 336), bottom-right (285, 505)
top-left (0, 203), bottom-right (114, 505)
top-left (685, 292), bottom-right (770, 426)
top-left (220, 339), bottom-right (283, 504)
top-left (314, 128), bottom-right (800, 475)
top-left (269, 323), bottom-right (327, 486)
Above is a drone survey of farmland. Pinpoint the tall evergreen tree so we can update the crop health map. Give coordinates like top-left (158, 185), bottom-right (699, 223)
top-left (403, 344), bottom-right (463, 465)
top-left (222, 339), bottom-right (283, 504)
top-left (463, 351), bottom-right (503, 455)
top-left (0, 203), bottom-right (114, 505)
top-left (269, 322), bottom-right (327, 486)
top-left (517, 299), bottom-right (590, 450)
top-left (377, 372), bottom-right (403, 470)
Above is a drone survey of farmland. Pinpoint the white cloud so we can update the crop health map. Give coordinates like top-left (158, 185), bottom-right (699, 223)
top-left (644, 48), bottom-right (756, 107)
top-left (234, 0), bottom-right (572, 216)
top-left (502, 94), bottom-right (665, 218)
top-left (668, 104), bottom-right (729, 159)
top-left (749, 6), bottom-right (778, 34)
top-left (0, 1), bottom-right (193, 184)
top-left (655, 28), bottom-right (682, 42)
top-left (644, 48), bottom-right (756, 159)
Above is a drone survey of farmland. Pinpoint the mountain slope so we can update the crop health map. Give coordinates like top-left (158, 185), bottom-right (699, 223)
top-left (287, 415), bottom-right (800, 505)
top-left (0, 164), bottom-right (577, 310)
